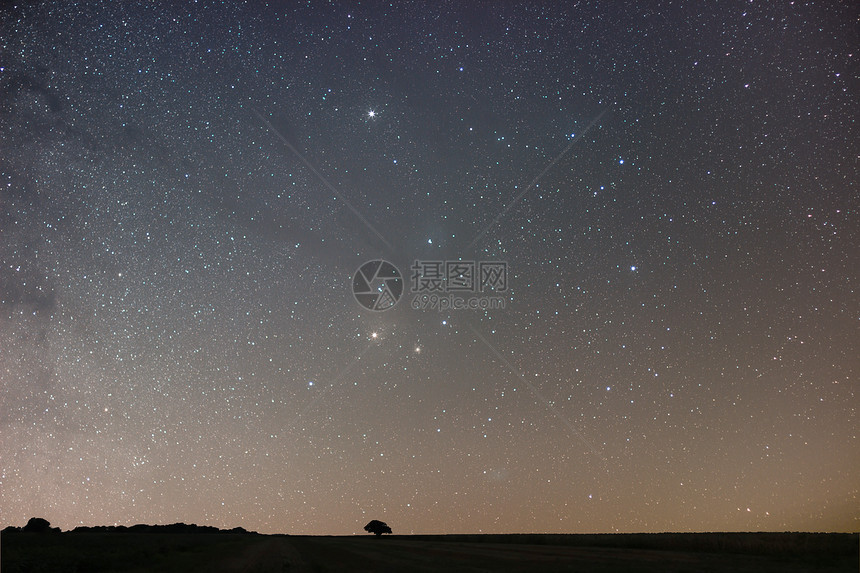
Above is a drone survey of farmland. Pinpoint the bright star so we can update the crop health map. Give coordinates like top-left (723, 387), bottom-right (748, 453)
top-left (367, 110), bottom-right (376, 118)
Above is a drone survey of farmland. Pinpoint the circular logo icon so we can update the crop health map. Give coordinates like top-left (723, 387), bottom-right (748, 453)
top-left (352, 260), bottom-right (403, 311)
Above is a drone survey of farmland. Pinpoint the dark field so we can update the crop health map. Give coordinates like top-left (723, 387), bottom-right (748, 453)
top-left (2, 530), bottom-right (857, 572)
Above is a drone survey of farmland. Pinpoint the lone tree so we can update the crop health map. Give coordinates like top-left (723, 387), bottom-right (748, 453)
top-left (363, 520), bottom-right (392, 536)
top-left (22, 518), bottom-right (58, 533)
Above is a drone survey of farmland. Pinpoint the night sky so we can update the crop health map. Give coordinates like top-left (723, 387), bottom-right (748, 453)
top-left (1, 1), bottom-right (857, 535)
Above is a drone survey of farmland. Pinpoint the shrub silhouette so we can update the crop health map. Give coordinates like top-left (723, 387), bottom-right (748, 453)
top-left (22, 517), bottom-right (59, 533)
top-left (364, 520), bottom-right (392, 536)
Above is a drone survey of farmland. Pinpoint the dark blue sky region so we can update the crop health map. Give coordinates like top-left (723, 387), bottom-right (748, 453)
top-left (0, 1), bottom-right (857, 534)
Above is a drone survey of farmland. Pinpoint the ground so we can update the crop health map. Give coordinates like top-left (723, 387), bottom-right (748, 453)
top-left (2, 531), bottom-right (856, 572)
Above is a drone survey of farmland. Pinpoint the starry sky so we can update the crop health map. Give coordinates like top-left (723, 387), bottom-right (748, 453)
top-left (1, 1), bottom-right (857, 535)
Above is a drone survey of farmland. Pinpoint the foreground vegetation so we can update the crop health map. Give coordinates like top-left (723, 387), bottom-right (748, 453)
top-left (2, 527), bottom-right (856, 573)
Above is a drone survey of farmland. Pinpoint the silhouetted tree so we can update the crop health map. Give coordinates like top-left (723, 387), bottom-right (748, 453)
top-left (22, 517), bottom-right (59, 533)
top-left (364, 520), bottom-right (392, 536)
